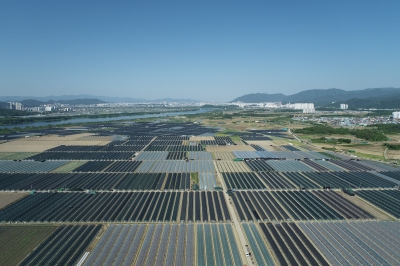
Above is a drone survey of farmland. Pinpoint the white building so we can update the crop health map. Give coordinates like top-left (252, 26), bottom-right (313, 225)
top-left (293, 103), bottom-right (314, 110)
top-left (45, 106), bottom-right (55, 112)
top-left (32, 107), bottom-right (45, 112)
top-left (302, 108), bottom-right (315, 114)
top-left (340, 104), bottom-right (348, 110)
top-left (257, 102), bottom-right (281, 108)
top-left (393, 112), bottom-right (400, 119)
top-left (290, 103), bottom-right (315, 113)
top-left (9, 102), bottom-right (23, 110)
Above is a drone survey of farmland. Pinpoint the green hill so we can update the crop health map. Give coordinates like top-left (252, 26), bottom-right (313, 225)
top-left (327, 93), bottom-right (400, 109)
top-left (231, 88), bottom-right (400, 104)
top-left (20, 98), bottom-right (106, 107)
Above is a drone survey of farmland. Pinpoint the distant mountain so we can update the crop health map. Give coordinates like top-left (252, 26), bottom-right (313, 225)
top-left (0, 101), bottom-right (9, 109)
top-left (231, 88), bottom-right (400, 104)
top-left (153, 98), bottom-right (199, 103)
top-left (328, 93), bottom-right (400, 109)
top-left (0, 95), bottom-right (199, 103)
top-left (231, 93), bottom-right (286, 103)
top-left (19, 98), bottom-right (106, 107)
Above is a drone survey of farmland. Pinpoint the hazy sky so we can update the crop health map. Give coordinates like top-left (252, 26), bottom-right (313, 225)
top-left (1, 1), bottom-right (399, 102)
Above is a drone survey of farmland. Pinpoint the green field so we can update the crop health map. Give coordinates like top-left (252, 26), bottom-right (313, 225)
top-left (0, 152), bottom-right (39, 160)
top-left (318, 152), bottom-right (342, 160)
top-left (0, 226), bottom-right (58, 266)
top-left (51, 161), bottom-right (88, 173)
top-left (353, 151), bottom-right (386, 161)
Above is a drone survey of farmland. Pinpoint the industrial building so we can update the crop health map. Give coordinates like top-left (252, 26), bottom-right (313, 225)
top-left (340, 104), bottom-right (348, 110)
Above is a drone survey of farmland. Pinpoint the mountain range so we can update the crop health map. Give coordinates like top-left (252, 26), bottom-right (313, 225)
top-left (2, 88), bottom-right (400, 109)
top-left (328, 93), bottom-right (400, 109)
top-left (0, 95), bottom-right (199, 103)
top-left (231, 88), bottom-right (400, 106)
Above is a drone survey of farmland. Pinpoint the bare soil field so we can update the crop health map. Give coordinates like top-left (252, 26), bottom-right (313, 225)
top-left (74, 135), bottom-right (114, 141)
top-left (214, 161), bottom-right (251, 172)
top-left (206, 145), bottom-right (255, 152)
top-left (0, 134), bottom-right (111, 152)
top-left (212, 152), bottom-right (235, 160)
top-left (246, 140), bottom-right (276, 151)
top-left (0, 192), bottom-right (27, 210)
top-left (190, 136), bottom-right (214, 141)
top-left (233, 140), bottom-right (247, 145)
top-left (386, 150), bottom-right (400, 160)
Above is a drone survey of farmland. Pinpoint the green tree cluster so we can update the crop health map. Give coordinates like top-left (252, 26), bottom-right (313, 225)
top-left (384, 143), bottom-right (400, 150)
top-left (368, 124), bottom-right (400, 134)
top-left (311, 137), bottom-right (351, 144)
top-left (294, 125), bottom-right (387, 141)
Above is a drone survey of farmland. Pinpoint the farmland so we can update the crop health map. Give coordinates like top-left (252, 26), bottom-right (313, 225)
top-left (0, 192), bottom-right (27, 209)
top-left (0, 226), bottom-right (57, 266)
top-left (0, 121), bottom-right (399, 265)
top-left (20, 225), bottom-right (101, 266)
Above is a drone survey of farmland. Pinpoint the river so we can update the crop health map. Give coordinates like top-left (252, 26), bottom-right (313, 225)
top-left (0, 109), bottom-right (211, 129)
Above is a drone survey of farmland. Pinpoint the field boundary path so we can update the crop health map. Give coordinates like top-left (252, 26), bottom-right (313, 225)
top-left (216, 165), bottom-right (253, 265)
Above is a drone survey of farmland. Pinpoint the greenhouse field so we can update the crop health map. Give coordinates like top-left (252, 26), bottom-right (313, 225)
top-left (20, 225), bottom-right (101, 266)
top-left (0, 191), bottom-right (231, 222)
top-left (26, 151), bottom-right (134, 161)
top-left (0, 160), bottom-right (69, 173)
top-left (222, 172), bottom-right (267, 190)
top-left (330, 159), bottom-right (375, 171)
top-left (230, 190), bottom-right (364, 221)
top-left (242, 223), bottom-right (275, 266)
top-left (356, 189), bottom-right (400, 218)
top-left (298, 221), bottom-right (400, 265)
top-left (257, 172), bottom-right (296, 189)
top-left (135, 160), bottom-right (215, 173)
top-left (258, 222), bottom-right (329, 266)
top-left (82, 223), bottom-right (243, 266)
top-left (1, 122), bottom-right (398, 266)
top-left (198, 173), bottom-right (217, 190)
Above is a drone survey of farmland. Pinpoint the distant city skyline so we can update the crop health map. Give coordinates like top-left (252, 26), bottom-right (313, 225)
top-left (1, 1), bottom-right (399, 102)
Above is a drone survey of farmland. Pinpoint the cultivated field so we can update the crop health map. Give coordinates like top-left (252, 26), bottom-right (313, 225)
top-left (0, 152), bottom-right (39, 160)
top-left (0, 134), bottom-right (110, 152)
top-left (214, 161), bottom-right (252, 172)
top-left (51, 161), bottom-right (88, 173)
top-left (206, 145), bottom-right (255, 152)
top-left (0, 226), bottom-right (58, 266)
top-left (212, 152), bottom-right (235, 160)
top-left (246, 140), bottom-right (276, 150)
top-left (0, 192), bottom-right (27, 209)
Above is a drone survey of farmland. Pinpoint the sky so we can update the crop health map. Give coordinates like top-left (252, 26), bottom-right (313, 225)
top-left (1, 1), bottom-right (399, 102)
